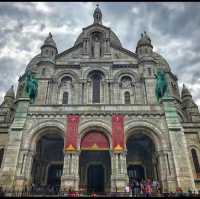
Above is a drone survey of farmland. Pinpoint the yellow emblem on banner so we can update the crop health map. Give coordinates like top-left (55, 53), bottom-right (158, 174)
top-left (114, 144), bottom-right (123, 152)
top-left (65, 144), bottom-right (76, 151)
top-left (91, 143), bottom-right (99, 149)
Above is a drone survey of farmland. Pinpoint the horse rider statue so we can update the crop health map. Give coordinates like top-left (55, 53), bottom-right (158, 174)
top-left (155, 69), bottom-right (168, 102)
top-left (25, 70), bottom-right (38, 103)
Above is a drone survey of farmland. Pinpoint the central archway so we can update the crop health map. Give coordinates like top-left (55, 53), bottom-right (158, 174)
top-left (31, 132), bottom-right (64, 193)
top-left (126, 132), bottom-right (159, 184)
top-left (79, 130), bottom-right (111, 193)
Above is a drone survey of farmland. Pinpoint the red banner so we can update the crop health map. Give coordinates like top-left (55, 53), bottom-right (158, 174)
top-left (112, 114), bottom-right (125, 152)
top-left (65, 115), bottom-right (80, 151)
top-left (81, 131), bottom-right (109, 150)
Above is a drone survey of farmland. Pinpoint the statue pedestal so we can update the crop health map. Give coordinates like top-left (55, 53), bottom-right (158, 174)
top-left (1, 98), bottom-right (30, 190)
top-left (161, 96), bottom-right (195, 192)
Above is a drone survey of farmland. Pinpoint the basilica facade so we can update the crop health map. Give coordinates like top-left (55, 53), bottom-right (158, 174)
top-left (0, 5), bottom-right (200, 193)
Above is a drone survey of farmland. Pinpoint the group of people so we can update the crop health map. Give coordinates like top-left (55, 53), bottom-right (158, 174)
top-left (125, 178), bottom-right (160, 197)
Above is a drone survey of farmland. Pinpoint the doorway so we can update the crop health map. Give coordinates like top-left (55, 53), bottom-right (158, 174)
top-left (47, 164), bottom-right (63, 192)
top-left (31, 132), bottom-right (64, 192)
top-left (87, 164), bottom-right (104, 193)
top-left (128, 165), bottom-right (145, 182)
top-left (79, 151), bottom-right (111, 193)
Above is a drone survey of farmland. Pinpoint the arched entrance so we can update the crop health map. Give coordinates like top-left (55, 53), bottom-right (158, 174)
top-left (79, 130), bottom-right (111, 193)
top-left (31, 133), bottom-right (64, 193)
top-left (126, 133), bottom-right (159, 184)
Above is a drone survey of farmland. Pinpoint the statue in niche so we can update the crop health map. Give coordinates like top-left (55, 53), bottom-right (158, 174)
top-left (91, 33), bottom-right (101, 58)
top-left (83, 39), bottom-right (88, 54)
top-left (121, 76), bottom-right (132, 89)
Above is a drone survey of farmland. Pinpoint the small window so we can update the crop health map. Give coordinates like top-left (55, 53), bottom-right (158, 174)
top-left (124, 92), bottom-right (131, 104)
top-left (46, 49), bottom-right (48, 54)
top-left (62, 92), bottom-right (68, 104)
top-left (42, 68), bottom-right (45, 76)
top-left (148, 68), bottom-right (151, 76)
top-left (0, 148), bottom-right (4, 168)
top-left (191, 148), bottom-right (200, 178)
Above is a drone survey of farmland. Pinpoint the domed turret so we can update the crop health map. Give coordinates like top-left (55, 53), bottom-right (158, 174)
top-left (181, 84), bottom-right (200, 122)
top-left (181, 84), bottom-right (197, 109)
top-left (181, 84), bottom-right (192, 99)
top-left (5, 85), bottom-right (15, 99)
top-left (3, 85), bottom-right (15, 107)
top-left (136, 31), bottom-right (153, 57)
top-left (41, 32), bottom-right (58, 59)
top-left (93, 4), bottom-right (102, 24)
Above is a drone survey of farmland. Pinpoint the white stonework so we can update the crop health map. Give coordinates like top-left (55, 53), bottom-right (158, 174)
top-left (0, 5), bottom-right (200, 193)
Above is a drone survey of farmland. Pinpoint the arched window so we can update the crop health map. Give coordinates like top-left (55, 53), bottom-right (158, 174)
top-left (148, 68), bottom-right (151, 76)
top-left (191, 148), bottom-right (200, 178)
top-left (62, 92), bottom-right (68, 104)
top-left (124, 91), bottom-right (131, 104)
top-left (92, 73), bottom-right (101, 103)
top-left (0, 148), bottom-right (4, 168)
top-left (89, 71), bottom-right (103, 103)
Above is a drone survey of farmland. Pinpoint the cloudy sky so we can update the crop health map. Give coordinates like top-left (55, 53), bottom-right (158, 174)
top-left (0, 2), bottom-right (200, 107)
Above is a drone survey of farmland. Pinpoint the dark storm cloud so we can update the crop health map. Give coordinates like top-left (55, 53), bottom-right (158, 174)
top-left (0, 2), bottom-right (199, 107)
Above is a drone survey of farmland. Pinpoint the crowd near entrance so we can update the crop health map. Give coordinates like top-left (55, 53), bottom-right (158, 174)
top-left (127, 165), bottom-right (145, 182)
top-left (126, 132), bottom-right (160, 196)
top-left (31, 132), bottom-right (64, 194)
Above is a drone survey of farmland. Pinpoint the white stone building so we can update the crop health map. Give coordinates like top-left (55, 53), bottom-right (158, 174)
top-left (0, 5), bottom-right (200, 193)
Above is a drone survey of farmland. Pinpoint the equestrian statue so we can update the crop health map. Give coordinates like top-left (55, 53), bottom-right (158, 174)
top-left (155, 69), bottom-right (168, 102)
top-left (25, 70), bottom-right (38, 103)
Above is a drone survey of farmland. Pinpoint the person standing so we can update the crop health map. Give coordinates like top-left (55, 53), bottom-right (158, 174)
top-left (145, 179), bottom-right (152, 197)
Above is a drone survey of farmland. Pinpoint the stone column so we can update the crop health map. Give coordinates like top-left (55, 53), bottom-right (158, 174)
top-left (61, 151), bottom-right (80, 191)
top-left (110, 151), bottom-right (129, 192)
top-left (87, 80), bottom-right (92, 104)
top-left (162, 96), bottom-right (196, 192)
top-left (0, 98), bottom-right (30, 190)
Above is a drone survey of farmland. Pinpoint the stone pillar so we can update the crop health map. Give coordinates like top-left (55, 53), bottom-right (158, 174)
top-left (61, 151), bottom-right (80, 191)
top-left (110, 151), bottom-right (129, 192)
top-left (0, 98), bottom-right (30, 190)
top-left (162, 96), bottom-right (196, 192)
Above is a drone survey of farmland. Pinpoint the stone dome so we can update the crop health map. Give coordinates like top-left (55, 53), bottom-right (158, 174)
top-left (25, 54), bottom-right (42, 72)
top-left (152, 52), bottom-right (171, 72)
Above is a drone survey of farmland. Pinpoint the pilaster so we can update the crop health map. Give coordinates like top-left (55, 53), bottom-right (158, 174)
top-left (110, 151), bottom-right (129, 192)
top-left (162, 96), bottom-right (196, 192)
top-left (61, 151), bottom-right (80, 191)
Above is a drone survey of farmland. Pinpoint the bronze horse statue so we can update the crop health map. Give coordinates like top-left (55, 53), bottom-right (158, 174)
top-left (25, 71), bottom-right (38, 103)
top-left (155, 70), bottom-right (168, 102)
